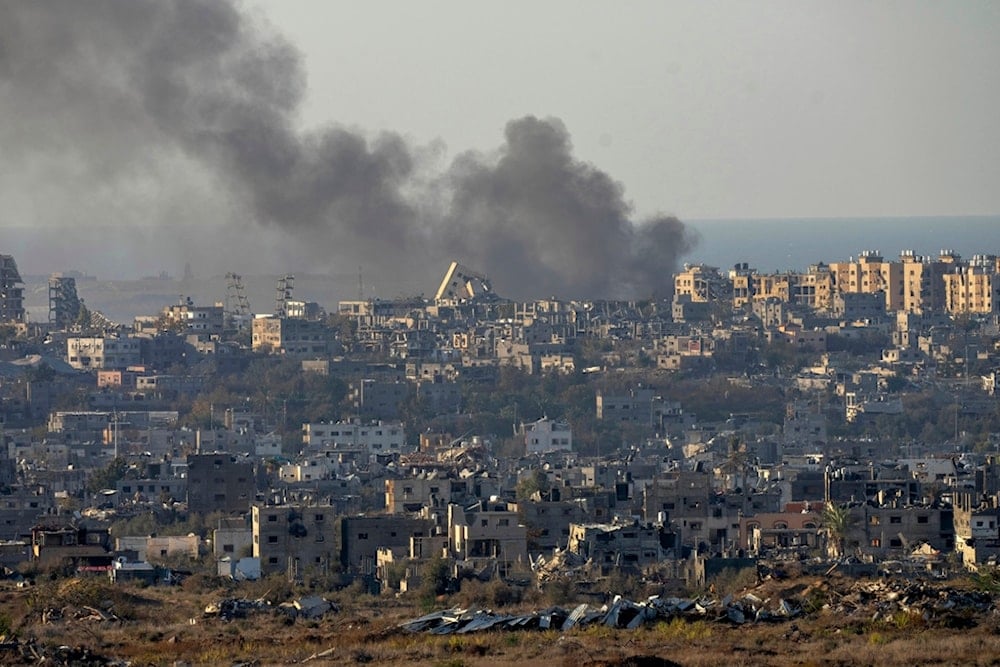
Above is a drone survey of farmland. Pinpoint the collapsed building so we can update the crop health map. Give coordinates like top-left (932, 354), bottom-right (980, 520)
top-left (0, 254), bottom-right (25, 324)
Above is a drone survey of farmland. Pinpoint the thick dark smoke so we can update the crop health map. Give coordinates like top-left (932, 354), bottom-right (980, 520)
top-left (0, 0), bottom-right (696, 300)
top-left (444, 117), bottom-right (696, 299)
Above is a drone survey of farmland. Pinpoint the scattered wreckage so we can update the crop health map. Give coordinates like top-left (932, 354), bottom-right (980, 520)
top-left (399, 593), bottom-right (805, 635)
top-left (0, 639), bottom-right (126, 666)
top-left (203, 595), bottom-right (337, 622)
top-left (400, 577), bottom-right (998, 635)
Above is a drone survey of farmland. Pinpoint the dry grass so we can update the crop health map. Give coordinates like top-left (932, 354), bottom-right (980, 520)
top-left (2, 576), bottom-right (1000, 666)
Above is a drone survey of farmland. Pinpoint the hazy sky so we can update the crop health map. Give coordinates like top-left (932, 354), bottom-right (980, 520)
top-left (1, 0), bottom-right (998, 293)
top-left (255, 0), bottom-right (1000, 219)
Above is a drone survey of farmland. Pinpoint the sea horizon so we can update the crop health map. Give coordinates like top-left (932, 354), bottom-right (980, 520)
top-left (685, 214), bottom-right (999, 274)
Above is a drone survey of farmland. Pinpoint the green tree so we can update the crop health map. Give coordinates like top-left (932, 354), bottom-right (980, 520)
top-left (419, 557), bottom-right (452, 600)
top-left (516, 469), bottom-right (551, 501)
top-left (821, 503), bottom-right (852, 558)
top-left (87, 457), bottom-right (129, 494)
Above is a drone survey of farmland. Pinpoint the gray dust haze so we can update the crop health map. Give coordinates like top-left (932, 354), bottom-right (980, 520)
top-left (0, 0), bottom-right (696, 300)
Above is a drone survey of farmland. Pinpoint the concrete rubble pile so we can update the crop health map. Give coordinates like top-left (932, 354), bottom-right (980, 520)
top-left (41, 604), bottom-right (122, 624)
top-left (399, 593), bottom-right (804, 635)
top-left (205, 595), bottom-right (337, 622)
top-left (400, 578), bottom-right (997, 635)
top-left (0, 638), bottom-right (126, 666)
top-left (278, 595), bottom-right (337, 620)
top-left (203, 597), bottom-right (273, 621)
top-left (821, 579), bottom-right (994, 623)
top-left (531, 550), bottom-right (589, 585)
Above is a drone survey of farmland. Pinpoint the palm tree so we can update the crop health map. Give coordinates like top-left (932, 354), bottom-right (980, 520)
top-left (821, 503), bottom-right (851, 559)
top-left (724, 435), bottom-right (751, 511)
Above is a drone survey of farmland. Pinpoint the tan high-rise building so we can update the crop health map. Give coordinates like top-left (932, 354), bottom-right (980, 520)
top-left (829, 250), bottom-right (903, 311)
top-left (790, 263), bottom-right (833, 310)
top-left (752, 273), bottom-right (790, 303)
top-left (898, 250), bottom-right (955, 314)
top-left (729, 263), bottom-right (754, 308)
top-left (943, 256), bottom-right (1000, 315)
top-left (748, 264), bottom-right (832, 311)
top-left (674, 264), bottom-right (724, 303)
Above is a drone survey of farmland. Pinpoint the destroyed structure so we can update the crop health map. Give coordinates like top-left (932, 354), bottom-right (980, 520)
top-left (0, 249), bottom-right (997, 598)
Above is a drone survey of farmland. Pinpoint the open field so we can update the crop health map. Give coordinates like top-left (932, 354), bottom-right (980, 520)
top-left (2, 572), bottom-right (1000, 666)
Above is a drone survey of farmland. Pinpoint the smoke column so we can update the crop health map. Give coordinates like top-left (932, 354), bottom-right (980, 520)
top-left (0, 0), bottom-right (697, 299)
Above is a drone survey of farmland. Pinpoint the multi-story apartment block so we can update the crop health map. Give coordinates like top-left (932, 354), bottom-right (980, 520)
top-left (730, 263), bottom-right (754, 308)
top-left (830, 291), bottom-right (885, 320)
top-left (520, 417), bottom-right (572, 455)
top-left (943, 257), bottom-right (1000, 315)
top-left (898, 250), bottom-right (952, 314)
top-left (66, 336), bottom-right (141, 370)
top-left (517, 494), bottom-right (615, 552)
top-left (843, 503), bottom-right (953, 557)
top-left (285, 299), bottom-right (325, 320)
top-left (783, 401), bottom-right (827, 449)
top-left (252, 503), bottom-right (339, 576)
top-left (301, 420), bottom-right (407, 455)
top-left (829, 250), bottom-right (904, 311)
top-left (186, 453), bottom-right (254, 515)
top-left (414, 378), bottom-right (463, 415)
top-left (252, 316), bottom-right (329, 357)
top-left (48, 273), bottom-right (81, 329)
top-left (739, 502), bottom-right (824, 552)
top-left (385, 472), bottom-right (474, 515)
top-left (348, 379), bottom-right (411, 421)
top-left (750, 265), bottom-right (832, 311)
top-left (447, 502), bottom-right (527, 576)
top-left (160, 300), bottom-right (224, 337)
top-left (674, 264), bottom-right (724, 303)
top-left (0, 255), bottom-right (25, 323)
top-left (48, 410), bottom-right (112, 435)
top-left (596, 388), bottom-right (656, 425)
top-left (340, 515), bottom-right (435, 573)
top-left (953, 492), bottom-right (1000, 567)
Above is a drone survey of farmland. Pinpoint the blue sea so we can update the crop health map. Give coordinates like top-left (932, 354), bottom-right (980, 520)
top-left (685, 216), bottom-right (999, 273)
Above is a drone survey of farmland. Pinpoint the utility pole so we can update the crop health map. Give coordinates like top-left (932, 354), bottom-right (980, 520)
top-left (112, 409), bottom-right (119, 459)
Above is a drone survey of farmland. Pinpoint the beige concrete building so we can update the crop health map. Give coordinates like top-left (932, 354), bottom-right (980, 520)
top-left (447, 502), bottom-right (527, 576)
top-left (519, 417), bottom-right (572, 455)
top-left (674, 264), bottom-right (724, 303)
top-left (252, 503), bottom-right (339, 577)
top-left (898, 250), bottom-right (953, 313)
top-left (116, 534), bottom-right (199, 562)
top-left (252, 316), bottom-right (329, 356)
top-left (66, 336), bottom-right (141, 370)
top-left (160, 300), bottom-right (225, 337)
top-left (829, 251), bottom-right (903, 310)
top-left (729, 263), bottom-right (754, 308)
top-left (943, 257), bottom-right (1000, 315)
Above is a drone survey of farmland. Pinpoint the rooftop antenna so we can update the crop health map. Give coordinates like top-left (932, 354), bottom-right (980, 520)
top-left (358, 266), bottom-right (363, 301)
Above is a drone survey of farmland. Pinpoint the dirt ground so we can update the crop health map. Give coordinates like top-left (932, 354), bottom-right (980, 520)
top-left (3, 573), bottom-right (1000, 666)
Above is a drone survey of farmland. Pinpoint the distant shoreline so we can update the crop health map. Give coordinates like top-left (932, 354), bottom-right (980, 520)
top-left (9, 215), bottom-right (1000, 323)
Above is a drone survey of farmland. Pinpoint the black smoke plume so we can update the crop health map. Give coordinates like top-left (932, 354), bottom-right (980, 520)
top-left (0, 0), bottom-right (696, 300)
